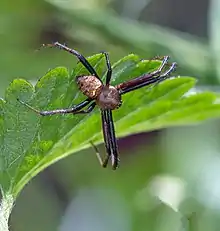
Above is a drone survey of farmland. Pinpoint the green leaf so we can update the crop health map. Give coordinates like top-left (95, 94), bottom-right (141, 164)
top-left (0, 53), bottom-right (220, 199)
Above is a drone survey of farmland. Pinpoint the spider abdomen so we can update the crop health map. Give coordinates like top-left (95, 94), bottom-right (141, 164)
top-left (77, 75), bottom-right (103, 99)
top-left (96, 85), bottom-right (122, 110)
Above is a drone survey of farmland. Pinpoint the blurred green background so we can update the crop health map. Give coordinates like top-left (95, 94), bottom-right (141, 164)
top-left (2, 0), bottom-right (220, 230)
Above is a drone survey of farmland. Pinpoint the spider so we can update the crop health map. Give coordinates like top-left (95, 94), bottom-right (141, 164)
top-left (18, 42), bottom-right (177, 170)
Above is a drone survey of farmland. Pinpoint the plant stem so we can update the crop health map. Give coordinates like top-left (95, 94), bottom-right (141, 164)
top-left (0, 194), bottom-right (14, 231)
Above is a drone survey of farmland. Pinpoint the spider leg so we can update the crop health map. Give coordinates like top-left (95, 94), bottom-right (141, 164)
top-left (41, 42), bottom-right (100, 79)
top-left (101, 51), bottom-right (112, 85)
top-left (105, 109), bottom-right (119, 170)
top-left (90, 109), bottom-right (119, 169)
top-left (17, 98), bottom-right (92, 116)
top-left (116, 56), bottom-right (170, 94)
top-left (89, 109), bottom-right (111, 168)
top-left (96, 110), bottom-right (112, 168)
top-left (117, 61), bottom-right (177, 95)
top-left (74, 102), bottom-right (96, 114)
top-left (147, 61), bottom-right (177, 90)
top-left (150, 56), bottom-right (170, 75)
top-left (158, 62), bottom-right (177, 78)
top-left (90, 141), bottom-right (110, 167)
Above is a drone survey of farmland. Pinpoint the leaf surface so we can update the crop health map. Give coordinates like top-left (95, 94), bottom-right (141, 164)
top-left (0, 53), bottom-right (219, 198)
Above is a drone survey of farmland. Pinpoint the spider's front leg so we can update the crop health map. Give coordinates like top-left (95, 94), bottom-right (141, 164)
top-left (117, 57), bottom-right (177, 95)
top-left (17, 98), bottom-right (92, 116)
top-left (41, 42), bottom-right (100, 78)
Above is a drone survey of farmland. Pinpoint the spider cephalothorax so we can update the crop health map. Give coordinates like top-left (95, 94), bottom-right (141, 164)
top-left (96, 85), bottom-right (122, 110)
top-left (77, 75), bottom-right (122, 110)
top-left (18, 42), bottom-right (177, 170)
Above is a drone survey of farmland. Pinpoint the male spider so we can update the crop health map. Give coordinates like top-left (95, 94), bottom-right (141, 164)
top-left (18, 42), bottom-right (177, 170)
